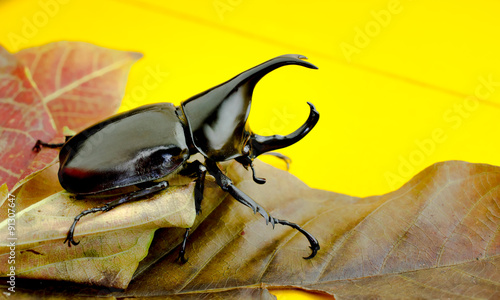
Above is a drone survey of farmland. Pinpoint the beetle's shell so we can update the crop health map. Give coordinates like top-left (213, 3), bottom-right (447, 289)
top-left (58, 103), bottom-right (189, 194)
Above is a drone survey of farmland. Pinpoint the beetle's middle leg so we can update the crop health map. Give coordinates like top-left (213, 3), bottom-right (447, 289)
top-left (180, 160), bottom-right (207, 215)
top-left (205, 159), bottom-right (320, 259)
top-left (64, 181), bottom-right (169, 247)
top-left (176, 160), bottom-right (207, 263)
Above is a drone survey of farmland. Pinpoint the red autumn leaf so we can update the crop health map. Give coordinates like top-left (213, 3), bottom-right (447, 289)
top-left (0, 42), bottom-right (142, 192)
top-left (0, 46), bottom-right (56, 191)
top-left (15, 41), bottom-right (143, 135)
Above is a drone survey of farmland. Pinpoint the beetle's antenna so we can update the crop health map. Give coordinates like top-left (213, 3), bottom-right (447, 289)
top-left (251, 102), bottom-right (319, 158)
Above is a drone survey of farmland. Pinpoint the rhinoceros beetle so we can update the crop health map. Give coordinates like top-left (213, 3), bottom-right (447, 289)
top-left (33, 54), bottom-right (320, 262)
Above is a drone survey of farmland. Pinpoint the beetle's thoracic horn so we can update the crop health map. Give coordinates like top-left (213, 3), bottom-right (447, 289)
top-left (232, 54), bottom-right (318, 92)
top-left (250, 102), bottom-right (319, 158)
top-left (181, 54), bottom-right (318, 160)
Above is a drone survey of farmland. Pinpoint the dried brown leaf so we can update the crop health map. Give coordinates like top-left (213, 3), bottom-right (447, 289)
top-left (2, 155), bottom-right (499, 299)
top-left (0, 180), bottom-right (197, 289)
top-left (114, 160), bottom-right (500, 299)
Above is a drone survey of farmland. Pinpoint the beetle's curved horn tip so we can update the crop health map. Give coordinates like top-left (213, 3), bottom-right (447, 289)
top-left (296, 54), bottom-right (319, 69)
top-left (281, 54), bottom-right (308, 60)
top-left (278, 54), bottom-right (319, 69)
top-left (306, 102), bottom-right (320, 117)
top-left (301, 57), bottom-right (318, 70)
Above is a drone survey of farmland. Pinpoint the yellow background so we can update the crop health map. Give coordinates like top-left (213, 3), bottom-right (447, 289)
top-left (1, 0), bottom-right (499, 298)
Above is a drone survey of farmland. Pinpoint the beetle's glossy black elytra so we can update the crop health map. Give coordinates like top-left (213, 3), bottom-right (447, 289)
top-left (33, 54), bottom-right (321, 262)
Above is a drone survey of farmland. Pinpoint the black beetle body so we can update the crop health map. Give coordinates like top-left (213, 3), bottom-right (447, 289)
top-left (35, 54), bottom-right (320, 262)
top-left (59, 103), bottom-right (189, 194)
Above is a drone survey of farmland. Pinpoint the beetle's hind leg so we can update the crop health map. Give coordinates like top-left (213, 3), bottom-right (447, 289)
top-left (32, 140), bottom-right (65, 152)
top-left (205, 159), bottom-right (320, 259)
top-left (32, 136), bottom-right (73, 152)
top-left (64, 181), bottom-right (169, 247)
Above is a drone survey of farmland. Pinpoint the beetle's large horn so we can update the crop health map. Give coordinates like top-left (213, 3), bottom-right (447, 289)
top-left (232, 54), bottom-right (318, 91)
top-left (181, 54), bottom-right (318, 160)
top-left (250, 102), bottom-right (319, 158)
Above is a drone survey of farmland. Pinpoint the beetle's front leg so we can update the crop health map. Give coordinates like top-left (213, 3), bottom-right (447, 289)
top-left (176, 160), bottom-right (207, 263)
top-left (205, 159), bottom-right (320, 259)
top-left (177, 228), bottom-right (190, 264)
top-left (205, 159), bottom-right (273, 224)
top-left (64, 181), bottom-right (169, 247)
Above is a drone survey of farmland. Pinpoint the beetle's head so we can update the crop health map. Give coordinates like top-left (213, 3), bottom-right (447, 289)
top-left (181, 54), bottom-right (319, 179)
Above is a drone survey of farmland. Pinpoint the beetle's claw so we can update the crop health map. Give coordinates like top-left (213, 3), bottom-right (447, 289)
top-left (303, 244), bottom-right (320, 260)
top-left (177, 251), bottom-right (188, 264)
top-left (63, 234), bottom-right (80, 247)
top-left (32, 140), bottom-right (42, 152)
